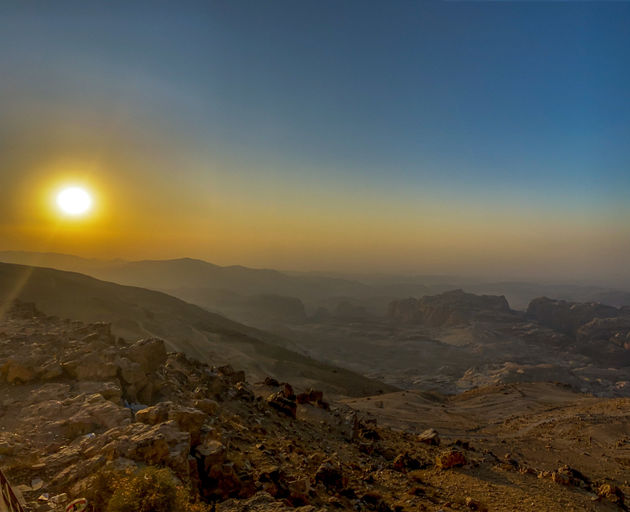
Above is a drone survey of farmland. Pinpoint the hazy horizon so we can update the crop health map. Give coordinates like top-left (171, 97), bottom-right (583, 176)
top-left (2, 1), bottom-right (629, 282)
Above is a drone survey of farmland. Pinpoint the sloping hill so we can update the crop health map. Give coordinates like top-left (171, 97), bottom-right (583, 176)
top-left (0, 262), bottom-right (395, 397)
top-left (0, 251), bottom-right (373, 300)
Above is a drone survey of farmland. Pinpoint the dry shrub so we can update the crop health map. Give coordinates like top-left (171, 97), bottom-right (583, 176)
top-left (105, 466), bottom-right (210, 512)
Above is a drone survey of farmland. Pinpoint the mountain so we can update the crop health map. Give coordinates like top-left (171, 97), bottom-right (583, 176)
top-left (0, 251), bottom-right (374, 300)
top-left (2, 251), bottom-right (630, 323)
top-left (0, 262), bottom-right (394, 398)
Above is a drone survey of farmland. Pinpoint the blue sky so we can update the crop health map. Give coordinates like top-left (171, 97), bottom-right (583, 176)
top-left (1, 1), bottom-right (629, 279)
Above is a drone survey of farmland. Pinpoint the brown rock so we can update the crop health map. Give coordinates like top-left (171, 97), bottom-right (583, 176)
top-left (136, 401), bottom-right (206, 444)
top-left (194, 398), bottom-right (219, 415)
top-left (314, 460), bottom-right (344, 489)
top-left (109, 420), bottom-right (191, 476)
top-left (435, 449), bottom-right (467, 469)
top-left (1, 358), bottom-right (36, 383)
top-left (196, 439), bottom-right (227, 471)
top-left (418, 428), bottom-right (440, 446)
top-left (125, 338), bottom-right (167, 373)
top-left (266, 392), bottom-right (297, 418)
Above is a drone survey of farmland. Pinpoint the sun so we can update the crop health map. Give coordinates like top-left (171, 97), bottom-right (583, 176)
top-left (56, 186), bottom-right (92, 216)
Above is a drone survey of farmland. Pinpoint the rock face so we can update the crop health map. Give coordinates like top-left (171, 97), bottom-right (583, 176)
top-left (527, 297), bottom-right (621, 336)
top-left (577, 316), bottom-right (630, 346)
top-left (388, 289), bottom-right (512, 327)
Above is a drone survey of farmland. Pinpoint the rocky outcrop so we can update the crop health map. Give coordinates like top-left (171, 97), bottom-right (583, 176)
top-left (2, 299), bottom-right (629, 512)
top-left (577, 316), bottom-right (630, 349)
top-left (389, 289), bottom-right (513, 327)
top-left (527, 297), bottom-right (621, 336)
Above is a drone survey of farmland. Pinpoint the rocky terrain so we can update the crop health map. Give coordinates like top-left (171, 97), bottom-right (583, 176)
top-left (1, 301), bottom-right (629, 512)
top-left (271, 291), bottom-right (630, 396)
top-left (388, 290), bottom-right (515, 327)
top-left (0, 262), bottom-right (394, 399)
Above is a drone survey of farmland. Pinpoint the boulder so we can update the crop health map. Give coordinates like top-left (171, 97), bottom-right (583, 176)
top-left (194, 398), bottom-right (219, 415)
top-left (124, 338), bottom-right (167, 373)
top-left (105, 420), bottom-right (191, 476)
top-left (1, 357), bottom-right (37, 383)
top-left (418, 428), bottom-right (440, 446)
top-left (314, 460), bottom-right (344, 489)
top-left (136, 401), bottom-right (206, 444)
top-left (196, 439), bottom-right (227, 471)
top-left (435, 449), bottom-right (467, 469)
top-left (266, 392), bottom-right (297, 418)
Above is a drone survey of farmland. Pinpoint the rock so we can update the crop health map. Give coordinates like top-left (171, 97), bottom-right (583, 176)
top-left (297, 389), bottom-right (324, 405)
top-left (314, 460), bottom-right (344, 489)
top-left (435, 449), bottom-right (467, 469)
top-left (554, 465), bottom-right (590, 488)
top-left (105, 421), bottom-right (191, 476)
top-left (287, 477), bottom-right (310, 506)
top-left (117, 357), bottom-right (146, 386)
top-left (264, 376), bottom-right (279, 387)
top-left (418, 428), bottom-right (440, 446)
top-left (551, 471), bottom-right (571, 485)
top-left (196, 439), bottom-right (227, 471)
top-left (135, 401), bottom-right (206, 444)
top-left (50, 493), bottom-right (68, 505)
top-left (135, 402), bottom-right (171, 424)
top-left (266, 392), bottom-right (297, 418)
top-left (194, 398), bottom-right (219, 415)
top-left (1, 357), bottom-right (37, 383)
top-left (21, 393), bottom-right (132, 440)
top-left (217, 365), bottom-right (246, 384)
top-left (393, 452), bottom-right (422, 472)
top-left (62, 353), bottom-right (118, 381)
top-left (124, 338), bottom-right (167, 373)
top-left (235, 382), bottom-right (254, 401)
top-left (76, 380), bottom-right (122, 403)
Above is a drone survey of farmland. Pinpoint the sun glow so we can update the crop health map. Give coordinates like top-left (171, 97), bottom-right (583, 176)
top-left (56, 186), bottom-right (92, 216)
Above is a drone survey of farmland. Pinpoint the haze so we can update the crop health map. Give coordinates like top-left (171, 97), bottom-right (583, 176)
top-left (1, 1), bottom-right (630, 283)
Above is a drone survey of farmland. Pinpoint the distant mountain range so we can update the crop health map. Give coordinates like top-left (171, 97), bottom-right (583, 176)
top-left (1, 251), bottom-right (630, 317)
top-left (0, 261), bottom-right (394, 397)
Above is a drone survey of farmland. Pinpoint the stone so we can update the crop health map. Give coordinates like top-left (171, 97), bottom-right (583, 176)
top-left (2, 358), bottom-right (37, 383)
top-left (435, 449), bottom-right (467, 469)
top-left (418, 428), bottom-right (440, 446)
top-left (194, 398), bottom-right (219, 415)
top-left (314, 460), bottom-right (344, 489)
top-left (125, 338), bottom-right (167, 373)
top-left (196, 440), bottom-right (227, 471)
top-left (266, 392), bottom-right (297, 418)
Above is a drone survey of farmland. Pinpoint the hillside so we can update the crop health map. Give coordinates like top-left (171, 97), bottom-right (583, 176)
top-left (0, 262), bottom-right (394, 398)
top-left (0, 303), bottom-right (628, 512)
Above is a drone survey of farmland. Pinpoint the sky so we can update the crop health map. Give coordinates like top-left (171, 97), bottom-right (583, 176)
top-left (1, 0), bottom-right (629, 282)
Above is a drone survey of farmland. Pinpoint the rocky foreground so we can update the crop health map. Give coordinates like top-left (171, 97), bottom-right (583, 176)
top-left (0, 301), bottom-right (629, 511)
